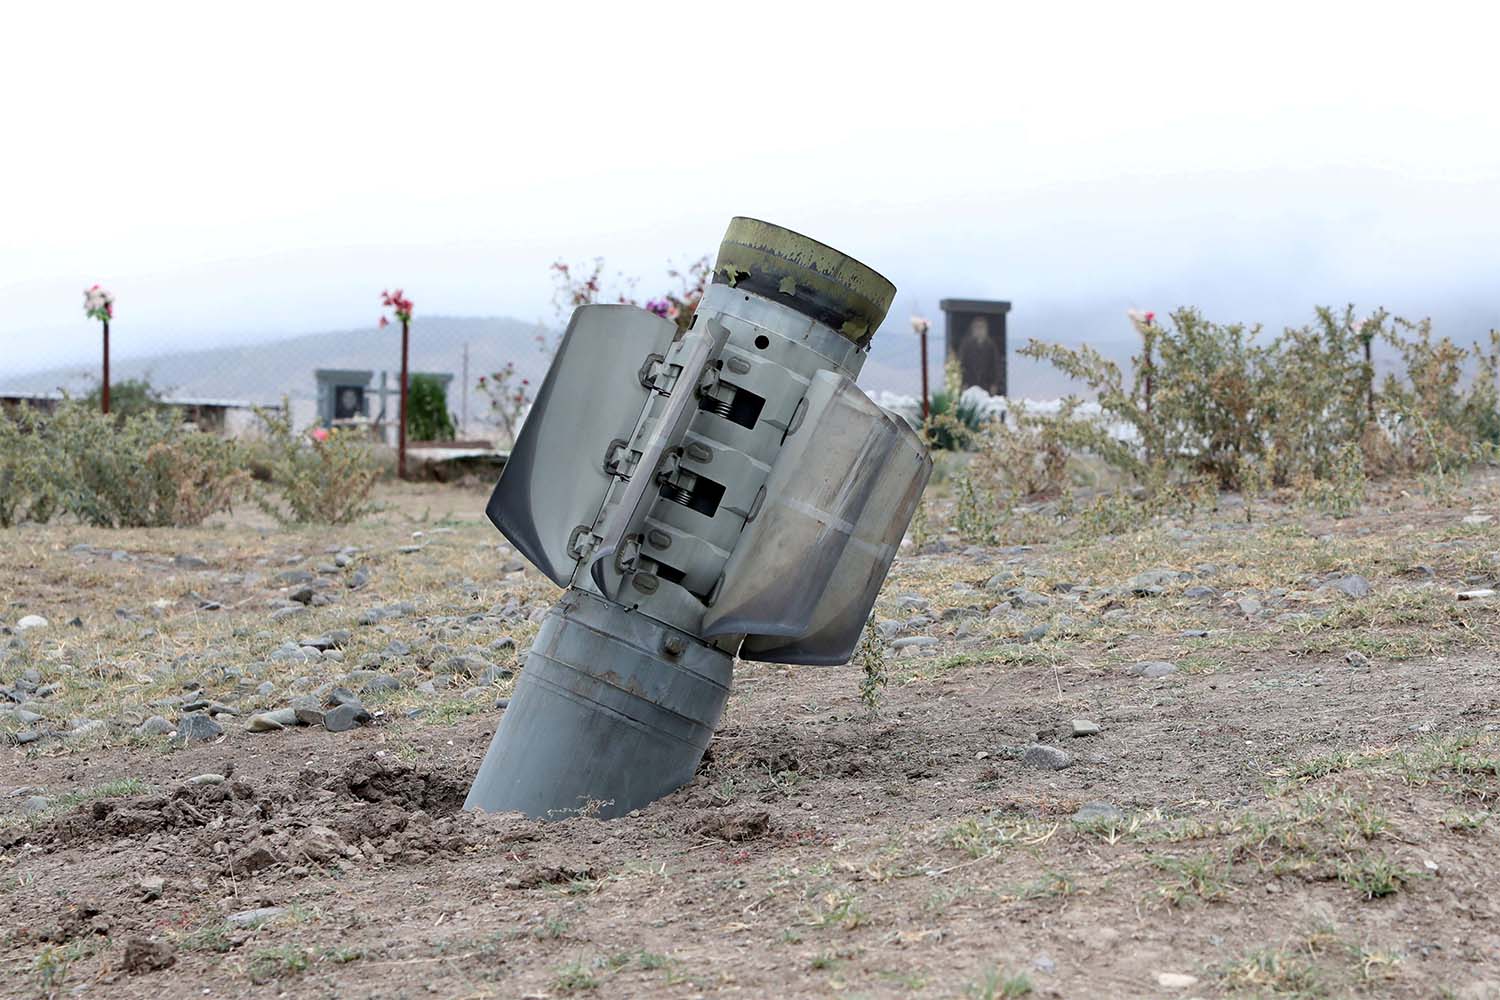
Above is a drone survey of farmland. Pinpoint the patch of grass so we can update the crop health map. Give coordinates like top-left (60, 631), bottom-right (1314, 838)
top-left (968, 966), bottom-right (1033, 998)
top-left (1151, 852), bottom-right (1234, 906)
top-left (248, 944), bottom-right (310, 983)
top-left (805, 890), bottom-right (868, 931)
top-left (1220, 947), bottom-right (1327, 997)
top-left (552, 958), bottom-right (600, 993)
top-left (1336, 854), bottom-right (1414, 899)
top-left (178, 923), bottom-right (234, 953)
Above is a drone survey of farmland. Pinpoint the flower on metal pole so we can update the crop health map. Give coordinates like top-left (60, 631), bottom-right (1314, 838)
top-left (379, 289), bottom-right (415, 478)
top-left (910, 315), bottom-right (932, 421)
top-left (84, 284), bottom-right (115, 414)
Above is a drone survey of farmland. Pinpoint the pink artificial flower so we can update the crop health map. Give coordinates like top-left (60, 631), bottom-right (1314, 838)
top-left (379, 315), bottom-right (389, 328)
top-left (1144, 311), bottom-right (1156, 326)
top-left (311, 427), bottom-right (330, 442)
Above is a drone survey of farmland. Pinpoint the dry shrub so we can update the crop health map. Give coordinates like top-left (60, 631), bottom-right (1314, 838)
top-left (251, 404), bottom-right (384, 525)
top-left (1, 402), bottom-right (249, 528)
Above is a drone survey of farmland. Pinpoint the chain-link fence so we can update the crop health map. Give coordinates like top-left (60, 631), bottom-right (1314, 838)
top-left (0, 315), bottom-right (554, 445)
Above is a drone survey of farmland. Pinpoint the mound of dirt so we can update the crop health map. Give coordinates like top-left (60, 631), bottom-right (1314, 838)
top-left (4, 755), bottom-right (480, 875)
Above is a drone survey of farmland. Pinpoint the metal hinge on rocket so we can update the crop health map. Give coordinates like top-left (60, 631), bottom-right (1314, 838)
top-left (465, 218), bottom-right (932, 819)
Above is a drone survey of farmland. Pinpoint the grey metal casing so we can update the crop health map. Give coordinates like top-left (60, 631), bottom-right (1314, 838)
top-left (485, 304), bottom-right (677, 586)
top-left (703, 371), bottom-right (933, 664)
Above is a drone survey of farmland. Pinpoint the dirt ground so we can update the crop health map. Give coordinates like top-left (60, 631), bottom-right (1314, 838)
top-left (2, 476), bottom-right (1498, 999)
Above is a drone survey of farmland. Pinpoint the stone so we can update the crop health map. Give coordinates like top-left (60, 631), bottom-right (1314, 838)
top-left (1070, 719), bottom-right (1101, 738)
top-left (14, 729), bottom-right (42, 745)
top-left (226, 906), bottom-right (285, 928)
top-left (1183, 585), bottom-right (1217, 599)
top-left (270, 606), bottom-right (308, 623)
top-left (174, 554), bottom-right (209, 569)
top-left (136, 716), bottom-right (175, 736)
top-left (1021, 744), bottom-right (1072, 770)
top-left (15, 614), bottom-right (48, 632)
top-left (1235, 596), bottom-right (1262, 617)
top-left (1033, 953), bottom-right (1057, 974)
top-left (1072, 801), bottom-right (1123, 823)
top-left (381, 639), bottom-right (412, 658)
top-left (443, 654), bottom-right (493, 678)
top-left (1156, 972), bottom-right (1199, 990)
top-left (323, 702), bottom-right (372, 733)
top-left (363, 674), bottom-right (401, 696)
top-left (1329, 574), bottom-right (1371, 598)
top-left (327, 686), bottom-right (360, 707)
top-left (69, 719), bottom-right (107, 738)
top-left (138, 876), bottom-right (165, 901)
top-left (123, 936), bottom-right (176, 974)
top-left (174, 713), bottom-right (223, 743)
top-left (1129, 660), bottom-right (1178, 679)
top-left (186, 773), bottom-right (225, 785)
top-left (1128, 568), bottom-right (1183, 595)
top-left (891, 635), bottom-right (939, 650)
top-left (1010, 589), bottom-right (1050, 608)
top-left (23, 795), bottom-right (51, 813)
top-left (246, 711), bottom-right (286, 733)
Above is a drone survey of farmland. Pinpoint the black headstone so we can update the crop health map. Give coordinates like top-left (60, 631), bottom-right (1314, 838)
top-left (940, 299), bottom-right (1012, 396)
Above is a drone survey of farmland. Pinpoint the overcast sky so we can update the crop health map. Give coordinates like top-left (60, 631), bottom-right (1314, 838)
top-left (4, 1), bottom-right (1499, 376)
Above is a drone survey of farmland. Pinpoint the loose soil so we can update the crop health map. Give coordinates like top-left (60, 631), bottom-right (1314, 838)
top-left (2, 479), bottom-right (1498, 998)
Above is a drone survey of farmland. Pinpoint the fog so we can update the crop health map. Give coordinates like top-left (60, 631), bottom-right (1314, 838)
top-left (3, 1), bottom-right (1498, 393)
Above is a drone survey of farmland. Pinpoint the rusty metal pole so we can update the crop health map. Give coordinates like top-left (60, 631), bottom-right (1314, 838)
top-left (398, 318), bottom-right (410, 479)
top-left (102, 318), bottom-right (110, 416)
top-left (919, 327), bottom-right (930, 421)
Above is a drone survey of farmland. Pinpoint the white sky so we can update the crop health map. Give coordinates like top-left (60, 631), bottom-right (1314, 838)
top-left (4, 0), bottom-right (1500, 373)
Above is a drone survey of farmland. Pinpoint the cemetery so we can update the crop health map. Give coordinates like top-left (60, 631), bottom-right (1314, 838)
top-left (1, 216), bottom-right (1498, 999)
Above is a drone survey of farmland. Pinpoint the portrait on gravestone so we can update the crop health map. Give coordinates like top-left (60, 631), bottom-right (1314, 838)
top-left (335, 385), bottom-right (365, 421)
top-left (958, 315), bottom-right (1004, 395)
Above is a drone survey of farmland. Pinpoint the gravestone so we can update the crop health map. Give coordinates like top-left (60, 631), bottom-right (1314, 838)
top-left (939, 299), bottom-right (1012, 396)
top-left (314, 369), bottom-right (373, 427)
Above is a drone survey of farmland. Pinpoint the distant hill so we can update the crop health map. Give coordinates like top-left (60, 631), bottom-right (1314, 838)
top-left (0, 316), bottom-right (553, 406)
top-left (0, 309), bottom-right (1140, 415)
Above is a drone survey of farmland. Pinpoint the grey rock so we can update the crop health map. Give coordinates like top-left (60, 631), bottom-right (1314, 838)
top-left (362, 674), bottom-right (401, 696)
top-left (256, 681), bottom-right (275, 697)
top-left (1235, 596), bottom-right (1263, 617)
top-left (1072, 801), bottom-right (1123, 823)
top-left (348, 568), bottom-right (372, 589)
top-left (1021, 624), bottom-right (1049, 643)
top-left (327, 686), bottom-right (360, 707)
top-left (23, 795), bottom-right (51, 813)
top-left (186, 773), bottom-right (225, 785)
top-left (1033, 953), bottom-right (1057, 974)
top-left (1329, 574), bottom-right (1372, 599)
top-left (1070, 718), bottom-right (1101, 738)
top-left (287, 586), bottom-right (316, 606)
top-left (276, 569), bottom-right (315, 585)
top-left (226, 906), bottom-right (285, 928)
top-left (14, 728), bottom-right (43, 745)
top-left (442, 654), bottom-right (492, 678)
top-left (174, 554), bottom-right (209, 569)
top-left (136, 715), bottom-right (175, 736)
top-left (270, 606), bottom-right (308, 623)
top-left (891, 635), bottom-right (939, 650)
top-left (380, 639), bottom-right (412, 658)
top-left (1183, 585), bottom-right (1218, 599)
top-left (1021, 744), bottom-right (1073, 770)
top-left (69, 719), bottom-right (107, 738)
top-left (1010, 589), bottom-right (1050, 608)
top-left (323, 702), bottom-right (372, 733)
top-left (174, 713), bottom-right (223, 743)
top-left (1129, 568), bottom-right (1184, 593)
top-left (1129, 660), bottom-right (1178, 679)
